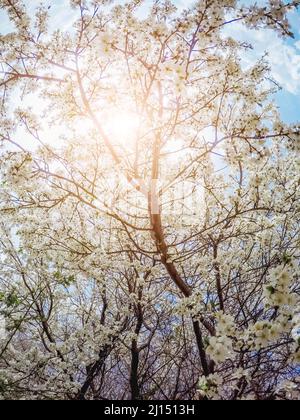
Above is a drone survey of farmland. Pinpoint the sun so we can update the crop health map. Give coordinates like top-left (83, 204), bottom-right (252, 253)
top-left (103, 110), bottom-right (141, 146)
top-left (74, 109), bottom-right (141, 148)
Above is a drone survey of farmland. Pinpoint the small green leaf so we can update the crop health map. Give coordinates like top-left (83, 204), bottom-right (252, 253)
top-left (54, 271), bottom-right (75, 287)
top-left (266, 286), bottom-right (276, 295)
top-left (64, 275), bottom-right (75, 286)
top-left (282, 254), bottom-right (292, 264)
top-left (54, 271), bottom-right (62, 280)
top-left (204, 337), bottom-right (210, 348)
top-left (6, 293), bottom-right (20, 308)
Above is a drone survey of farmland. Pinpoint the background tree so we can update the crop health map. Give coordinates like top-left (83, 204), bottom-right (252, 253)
top-left (0, 0), bottom-right (299, 400)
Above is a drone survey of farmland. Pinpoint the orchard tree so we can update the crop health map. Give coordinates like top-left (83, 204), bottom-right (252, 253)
top-left (0, 0), bottom-right (299, 400)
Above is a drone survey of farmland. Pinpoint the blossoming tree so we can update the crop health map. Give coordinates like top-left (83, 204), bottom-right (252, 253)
top-left (0, 0), bottom-right (299, 400)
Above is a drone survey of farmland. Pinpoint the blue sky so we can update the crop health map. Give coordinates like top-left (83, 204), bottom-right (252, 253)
top-left (0, 0), bottom-right (299, 124)
top-left (277, 10), bottom-right (300, 123)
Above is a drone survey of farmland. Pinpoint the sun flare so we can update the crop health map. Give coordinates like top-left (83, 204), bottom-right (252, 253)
top-left (75, 110), bottom-right (141, 147)
top-left (103, 111), bottom-right (141, 145)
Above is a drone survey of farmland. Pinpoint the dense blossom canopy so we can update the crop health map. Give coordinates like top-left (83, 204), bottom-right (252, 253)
top-left (0, 0), bottom-right (299, 400)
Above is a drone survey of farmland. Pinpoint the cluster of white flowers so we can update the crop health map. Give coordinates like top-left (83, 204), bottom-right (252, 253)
top-left (288, 127), bottom-right (300, 152)
top-left (150, 22), bottom-right (168, 39)
top-left (1, 0), bottom-right (30, 33)
top-left (160, 61), bottom-right (187, 93)
top-left (263, 264), bottom-right (296, 308)
top-left (0, 152), bottom-right (34, 193)
top-left (206, 335), bottom-right (234, 363)
top-left (242, 1), bottom-right (292, 36)
top-left (277, 380), bottom-right (300, 400)
top-left (248, 321), bottom-right (281, 349)
top-left (291, 313), bottom-right (300, 363)
top-left (215, 311), bottom-right (236, 336)
top-left (175, 291), bottom-right (203, 318)
top-left (97, 30), bottom-right (116, 57)
top-left (70, 0), bottom-right (87, 9)
top-left (206, 312), bottom-right (235, 363)
top-left (198, 373), bottom-right (223, 399)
